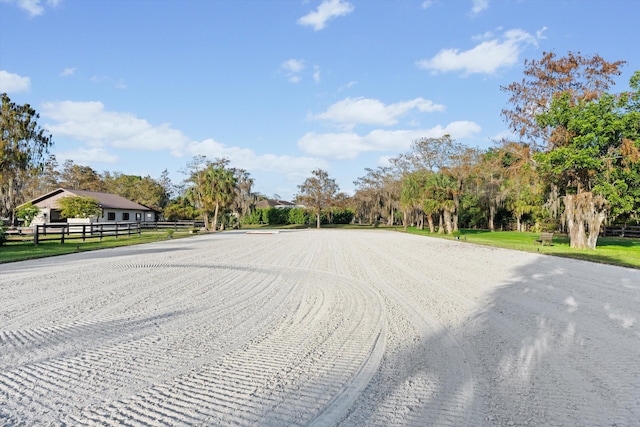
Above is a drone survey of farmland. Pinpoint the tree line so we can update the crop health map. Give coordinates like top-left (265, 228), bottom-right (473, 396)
top-left (349, 52), bottom-right (639, 249)
top-left (2, 52), bottom-right (638, 248)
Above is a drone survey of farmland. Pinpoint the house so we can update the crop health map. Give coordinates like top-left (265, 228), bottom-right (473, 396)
top-left (20, 188), bottom-right (156, 224)
top-left (254, 199), bottom-right (298, 209)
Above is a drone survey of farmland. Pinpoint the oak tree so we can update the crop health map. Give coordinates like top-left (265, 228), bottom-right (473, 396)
top-left (296, 169), bottom-right (338, 229)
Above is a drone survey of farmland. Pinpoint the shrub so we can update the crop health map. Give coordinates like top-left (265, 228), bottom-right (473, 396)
top-left (288, 207), bottom-right (309, 225)
top-left (0, 227), bottom-right (6, 246)
top-left (58, 196), bottom-right (101, 219)
top-left (266, 207), bottom-right (289, 225)
top-left (331, 208), bottom-right (354, 224)
top-left (16, 203), bottom-right (41, 226)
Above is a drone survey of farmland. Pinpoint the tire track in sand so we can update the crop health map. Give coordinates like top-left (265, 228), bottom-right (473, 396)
top-left (63, 268), bottom-right (385, 426)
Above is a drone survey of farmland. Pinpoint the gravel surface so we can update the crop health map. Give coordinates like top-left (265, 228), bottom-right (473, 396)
top-left (1, 229), bottom-right (639, 426)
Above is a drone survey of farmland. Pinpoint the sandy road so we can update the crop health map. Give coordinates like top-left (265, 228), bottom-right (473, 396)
top-left (1, 229), bottom-right (639, 426)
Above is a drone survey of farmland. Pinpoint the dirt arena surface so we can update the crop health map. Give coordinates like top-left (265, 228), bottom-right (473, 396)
top-left (1, 229), bottom-right (639, 426)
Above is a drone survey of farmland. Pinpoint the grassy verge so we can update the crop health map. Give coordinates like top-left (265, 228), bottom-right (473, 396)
top-left (404, 228), bottom-right (640, 269)
top-left (0, 230), bottom-right (199, 264)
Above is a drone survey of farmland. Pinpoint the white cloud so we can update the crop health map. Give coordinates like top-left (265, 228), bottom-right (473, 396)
top-left (313, 66), bottom-right (321, 83)
top-left (91, 75), bottom-right (127, 89)
top-left (470, 0), bottom-right (489, 16)
top-left (60, 67), bottom-right (76, 77)
top-left (536, 26), bottom-right (548, 39)
top-left (281, 59), bottom-right (305, 83)
top-left (0, 70), bottom-right (31, 93)
top-left (338, 81), bottom-right (358, 92)
top-left (297, 0), bottom-right (354, 31)
top-left (311, 97), bottom-right (445, 128)
top-left (185, 138), bottom-right (328, 178)
top-left (416, 28), bottom-right (539, 75)
top-left (41, 100), bottom-right (189, 155)
top-left (421, 1), bottom-right (434, 10)
top-left (281, 59), bottom-right (305, 73)
top-left (298, 121), bottom-right (481, 159)
top-left (56, 147), bottom-right (119, 164)
top-left (3, 0), bottom-right (61, 17)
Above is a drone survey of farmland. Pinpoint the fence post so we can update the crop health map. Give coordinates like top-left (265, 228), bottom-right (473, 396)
top-left (34, 225), bottom-right (39, 246)
top-left (82, 224), bottom-right (86, 242)
top-left (60, 225), bottom-right (65, 244)
top-left (99, 224), bottom-right (103, 241)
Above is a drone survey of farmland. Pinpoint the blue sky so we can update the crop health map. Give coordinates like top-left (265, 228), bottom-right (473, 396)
top-left (1, 0), bottom-right (638, 200)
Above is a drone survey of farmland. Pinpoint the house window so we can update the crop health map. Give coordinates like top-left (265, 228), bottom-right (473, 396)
top-left (136, 213), bottom-right (142, 221)
top-left (107, 212), bottom-right (116, 221)
top-left (122, 212), bottom-right (130, 221)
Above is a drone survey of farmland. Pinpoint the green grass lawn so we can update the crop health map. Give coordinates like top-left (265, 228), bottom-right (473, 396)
top-left (405, 228), bottom-right (640, 269)
top-left (0, 230), bottom-right (198, 264)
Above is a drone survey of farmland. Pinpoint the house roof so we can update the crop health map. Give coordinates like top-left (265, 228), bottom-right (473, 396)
top-left (23, 188), bottom-right (152, 211)
top-left (254, 199), bottom-right (296, 209)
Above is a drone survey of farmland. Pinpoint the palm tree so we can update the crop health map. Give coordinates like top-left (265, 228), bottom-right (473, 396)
top-left (400, 170), bottom-right (429, 231)
top-left (205, 165), bottom-right (237, 232)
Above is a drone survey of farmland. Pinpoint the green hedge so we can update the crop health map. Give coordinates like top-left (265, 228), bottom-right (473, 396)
top-left (242, 207), bottom-right (353, 226)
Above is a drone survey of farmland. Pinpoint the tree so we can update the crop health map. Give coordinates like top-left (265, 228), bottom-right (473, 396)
top-left (501, 51), bottom-right (626, 150)
top-left (296, 169), bottom-right (338, 229)
top-left (163, 196), bottom-right (199, 221)
top-left (499, 141), bottom-right (542, 232)
top-left (59, 160), bottom-right (104, 191)
top-left (534, 73), bottom-right (640, 249)
top-left (501, 52), bottom-right (632, 249)
top-left (400, 170), bottom-right (429, 231)
top-left (57, 196), bottom-right (102, 219)
top-left (473, 149), bottom-right (508, 231)
top-left (399, 135), bottom-right (473, 232)
top-left (103, 172), bottom-right (169, 212)
top-left (205, 161), bottom-right (237, 231)
top-left (15, 202), bottom-right (40, 226)
top-left (232, 168), bottom-right (255, 222)
top-left (185, 157), bottom-right (237, 231)
top-left (21, 154), bottom-right (60, 202)
top-left (1, 93), bottom-right (53, 223)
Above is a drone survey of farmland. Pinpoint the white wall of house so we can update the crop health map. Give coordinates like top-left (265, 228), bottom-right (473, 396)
top-left (30, 207), bottom-right (152, 224)
top-left (99, 209), bottom-right (153, 223)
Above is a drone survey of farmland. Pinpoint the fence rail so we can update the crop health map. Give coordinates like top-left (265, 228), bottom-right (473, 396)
top-left (602, 225), bottom-right (640, 238)
top-left (32, 223), bottom-right (142, 245)
top-left (139, 221), bottom-right (204, 230)
top-left (3, 221), bottom-right (206, 245)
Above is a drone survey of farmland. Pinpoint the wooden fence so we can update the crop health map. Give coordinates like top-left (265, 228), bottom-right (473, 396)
top-left (32, 223), bottom-right (142, 245)
top-left (3, 221), bottom-right (206, 245)
top-left (602, 225), bottom-right (640, 238)
top-left (139, 221), bottom-right (204, 230)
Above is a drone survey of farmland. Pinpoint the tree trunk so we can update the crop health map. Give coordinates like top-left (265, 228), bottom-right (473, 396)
top-left (427, 214), bottom-right (435, 233)
top-left (403, 210), bottom-right (408, 232)
top-left (316, 211), bottom-right (321, 229)
top-left (488, 203), bottom-right (496, 231)
top-left (452, 193), bottom-right (460, 232)
top-left (564, 192), bottom-right (607, 249)
top-left (212, 201), bottom-right (220, 232)
top-left (515, 215), bottom-right (522, 232)
top-left (438, 213), bottom-right (444, 234)
top-left (586, 195), bottom-right (607, 250)
top-left (443, 209), bottom-right (453, 234)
